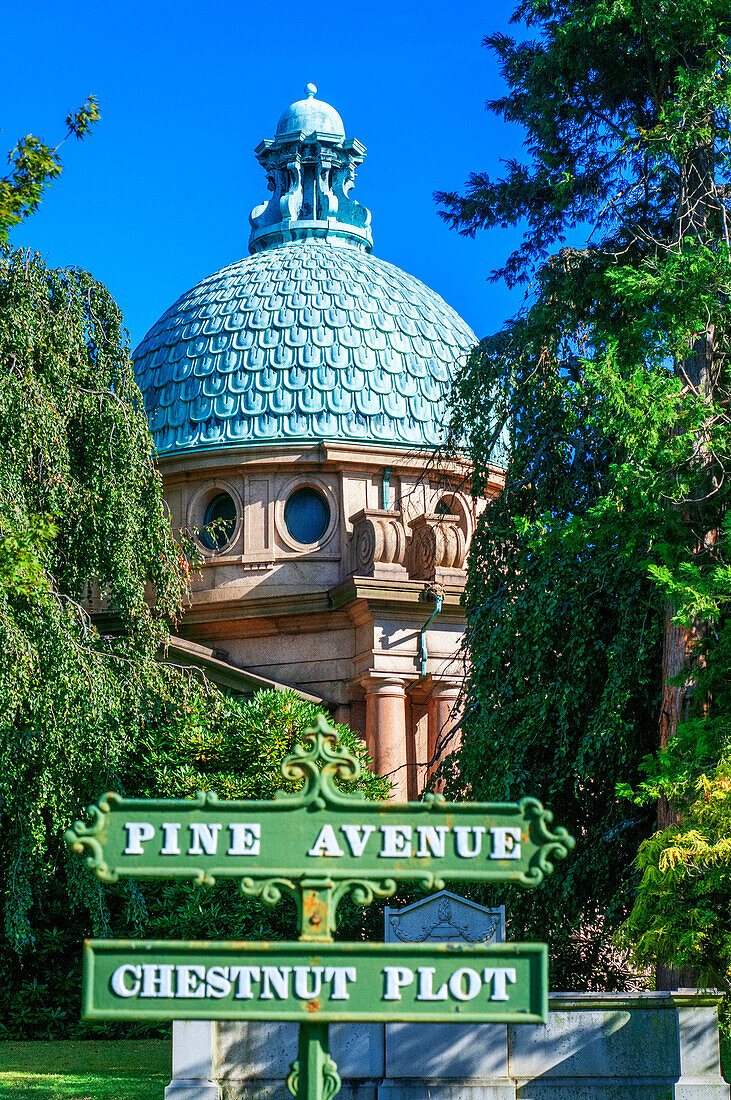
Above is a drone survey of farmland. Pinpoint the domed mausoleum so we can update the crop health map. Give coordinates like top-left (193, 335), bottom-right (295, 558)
top-left (133, 86), bottom-right (503, 797)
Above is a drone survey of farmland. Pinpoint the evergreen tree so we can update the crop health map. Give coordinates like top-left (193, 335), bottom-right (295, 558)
top-left (437, 0), bottom-right (731, 988)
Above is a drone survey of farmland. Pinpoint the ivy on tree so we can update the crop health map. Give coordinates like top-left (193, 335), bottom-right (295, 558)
top-left (437, 0), bottom-right (731, 992)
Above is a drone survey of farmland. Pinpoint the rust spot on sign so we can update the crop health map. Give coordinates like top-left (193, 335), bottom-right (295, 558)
top-left (306, 999), bottom-right (321, 1013)
top-left (303, 891), bottom-right (326, 928)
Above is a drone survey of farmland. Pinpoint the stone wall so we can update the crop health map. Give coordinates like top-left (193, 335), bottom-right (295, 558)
top-left (165, 992), bottom-right (728, 1100)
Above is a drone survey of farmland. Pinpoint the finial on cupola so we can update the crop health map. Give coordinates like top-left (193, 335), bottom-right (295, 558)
top-left (249, 85), bottom-right (372, 254)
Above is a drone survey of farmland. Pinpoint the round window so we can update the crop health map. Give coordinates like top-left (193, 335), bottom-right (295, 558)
top-left (284, 487), bottom-right (330, 545)
top-left (200, 492), bottom-right (237, 552)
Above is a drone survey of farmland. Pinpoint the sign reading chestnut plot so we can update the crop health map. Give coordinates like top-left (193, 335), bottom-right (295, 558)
top-left (66, 716), bottom-right (575, 1099)
top-left (65, 732), bottom-right (574, 896)
top-left (82, 940), bottom-right (547, 1024)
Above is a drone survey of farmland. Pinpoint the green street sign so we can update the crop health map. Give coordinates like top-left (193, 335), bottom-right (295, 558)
top-left (65, 718), bottom-right (574, 1100)
top-left (82, 939), bottom-right (548, 1024)
top-left (66, 721), bottom-right (574, 909)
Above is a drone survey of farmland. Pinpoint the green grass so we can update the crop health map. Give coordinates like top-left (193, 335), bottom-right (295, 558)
top-left (0, 1041), bottom-right (169, 1100)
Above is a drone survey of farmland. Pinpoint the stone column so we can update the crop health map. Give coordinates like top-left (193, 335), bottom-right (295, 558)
top-left (363, 676), bottom-right (409, 801)
top-left (426, 680), bottom-right (462, 787)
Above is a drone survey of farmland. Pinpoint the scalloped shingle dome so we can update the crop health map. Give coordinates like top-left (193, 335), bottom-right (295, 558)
top-left (133, 89), bottom-right (476, 456)
top-left (134, 241), bottom-right (475, 455)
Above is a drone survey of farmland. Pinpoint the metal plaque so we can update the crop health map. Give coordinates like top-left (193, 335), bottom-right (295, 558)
top-left (82, 939), bottom-right (547, 1024)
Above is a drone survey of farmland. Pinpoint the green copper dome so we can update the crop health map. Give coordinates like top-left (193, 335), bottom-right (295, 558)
top-left (133, 88), bottom-right (476, 456)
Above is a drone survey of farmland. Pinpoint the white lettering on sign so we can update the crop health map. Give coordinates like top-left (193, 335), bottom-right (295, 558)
top-left (383, 966), bottom-right (415, 1000)
top-left (119, 819), bottom-right (526, 862)
top-left (161, 823), bottom-right (181, 855)
top-left (261, 966), bottom-right (292, 1000)
top-left (307, 825), bottom-right (345, 857)
top-left (293, 966), bottom-right (323, 999)
top-left (109, 964), bottom-right (358, 1001)
top-left (416, 967), bottom-right (448, 1001)
top-left (489, 827), bottom-right (522, 860)
top-left (230, 966), bottom-right (261, 999)
top-left (325, 966), bottom-right (356, 999)
top-left (188, 823), bottom-right (222, 856)
top-left (340, 823), bottom-right (376, 857)
top-left (205, 966), bottom-right (232, 999)
top-left (110, 964), bottom-right (142, 997)
top-left (141, 964), bottom-right (174, 998)
top-left (380, 825), bottom-right (412, 858)
top-left (124, 822), bottom-right (263, 857)
top-left (382, 965), bottom-right (519, 1003)
top-left (448, 967), bottom-right (482, 1001)
top-left (177, 964), bottom-right (206, 998)
top-left (454, 825), bottom-right (486, 857)
top-left (123, 822), bottom-right (155, 855)
top-left (227, 823), bottom-right (261, 856)
top-left (415, 826), bottom-right (448, 858)
top-left (484, 967), bottom-right (517, 1001)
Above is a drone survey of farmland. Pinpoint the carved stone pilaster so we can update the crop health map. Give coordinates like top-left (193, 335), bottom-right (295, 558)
top-left (406, 513), bottom-right (467, 582)
top-left (348, 509), bottom-right (407, 579)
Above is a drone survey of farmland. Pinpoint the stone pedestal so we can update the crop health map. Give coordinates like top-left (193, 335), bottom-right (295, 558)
top-left (167, 993), bottom-right (729, 1100)
top-left (509, 992), bottom-right (728, 1099)
top-left (383, 1022), bottom-right (514, 1099)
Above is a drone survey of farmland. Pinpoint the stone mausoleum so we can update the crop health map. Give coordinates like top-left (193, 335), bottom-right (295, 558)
top-left (133, 86), bottom-right (503, 798)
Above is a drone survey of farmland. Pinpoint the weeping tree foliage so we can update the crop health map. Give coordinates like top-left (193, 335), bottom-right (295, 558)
top-left (0, 109), bottom-right (388, 1038)
top-left (0, 246), bottom-right (388, 1037)
top-left (0, 243), bottom-right (192, 948)
top-left (436, 0), bottom-right (731, 989)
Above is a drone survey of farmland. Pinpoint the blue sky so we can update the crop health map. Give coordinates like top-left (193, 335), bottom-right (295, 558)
top-left (2, 0), bottom-right (530, 351)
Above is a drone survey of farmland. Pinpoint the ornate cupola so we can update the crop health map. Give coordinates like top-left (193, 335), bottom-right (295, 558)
top-left (132, 87), bottom-right (504, 800)
top-left (250, 84), bottom-right (372, 254)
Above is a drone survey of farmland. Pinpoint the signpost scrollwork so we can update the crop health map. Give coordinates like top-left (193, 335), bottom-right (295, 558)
top-left (66, 714), bottom-right (575, 1100)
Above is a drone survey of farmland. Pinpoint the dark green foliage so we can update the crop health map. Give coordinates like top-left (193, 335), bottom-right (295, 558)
top-left (437, 0), bottom-right (731, 989)
top-left (0, 685), bottom-right (387, 1040)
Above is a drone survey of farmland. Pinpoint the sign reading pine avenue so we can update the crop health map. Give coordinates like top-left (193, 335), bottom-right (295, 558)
top-left (66, 717), bottom-right (574, 1045)
top-left (66, 765), bottom-right (573, 895)
top-left (82, 940), bottom-right (547, 1024)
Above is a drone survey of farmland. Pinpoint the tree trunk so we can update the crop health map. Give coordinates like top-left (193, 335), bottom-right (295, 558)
top-left (656, 125), bottom-right (715, 989)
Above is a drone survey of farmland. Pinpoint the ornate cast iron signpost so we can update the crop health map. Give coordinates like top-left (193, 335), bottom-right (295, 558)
top-left (66, 716), bottom-right (574, 1100)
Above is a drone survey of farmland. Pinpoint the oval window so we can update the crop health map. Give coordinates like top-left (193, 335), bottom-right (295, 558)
top-left (200, 492), bottom-right (237, 552)
top-left (284, 487), bottom-right (330, 545)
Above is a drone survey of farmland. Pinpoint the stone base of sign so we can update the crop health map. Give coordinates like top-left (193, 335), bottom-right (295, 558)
top-left (166, 993), bottom-right (729, 1100)
top-left (165, 1021), bottom-right (221, 1100)
top-left (384, 1022), bottom-right (512, 1096)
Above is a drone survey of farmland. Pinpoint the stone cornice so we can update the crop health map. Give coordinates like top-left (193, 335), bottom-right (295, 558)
top-left (329, 576), bottom-right (466, 616)
top-left (548, 991), bottom-right (725, 1009)
top-left (167, 576), bottom-right (467, 633)
top-left (156, 440), bottom-right (502, 488)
